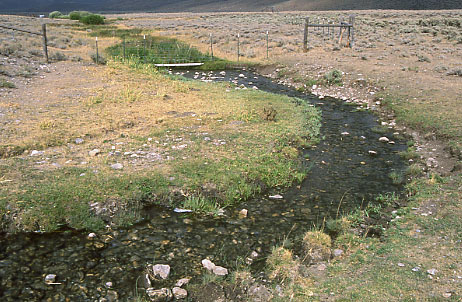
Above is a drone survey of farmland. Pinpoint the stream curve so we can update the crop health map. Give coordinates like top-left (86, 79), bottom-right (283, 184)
top-left (0, 69), bottom-right (407, 301)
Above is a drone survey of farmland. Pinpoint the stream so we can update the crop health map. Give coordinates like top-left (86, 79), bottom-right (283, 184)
top-left (0, 69), bottom-right (408, 301)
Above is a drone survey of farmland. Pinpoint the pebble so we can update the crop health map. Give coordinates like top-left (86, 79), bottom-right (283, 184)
top-left (239, 209), bottom-right (248, 218)
top-left (111, 163), bottom-right (123, 170)
top-left (75, 138), bottom-right (84, 144)
top-left (427, 268), bottom-right (437, 275)
top-left (88, 149), bottom-right (101, 157)
top-left (30, 150), bottom-right (44, 156)
top-left (379, 137), bottom-right (390, 143)
top-left (269, 194), bottom-right (283, 199)
top-left (87, 233), bottom-right (96, 238)
top-left (398, 263), bottom-right (405, 267)
top-left (45, 274), bottom-right (56, 284)
top-left (333, 249), bottom-right (343, 257)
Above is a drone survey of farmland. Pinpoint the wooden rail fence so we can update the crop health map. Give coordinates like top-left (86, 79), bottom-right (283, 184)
top-left (303, 15), bottom-right (355, 51)
top-left (0, 23), bottom-right (49, 63)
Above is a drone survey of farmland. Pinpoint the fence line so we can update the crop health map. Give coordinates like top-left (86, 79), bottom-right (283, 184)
top-left (303, 15), bottom-right (355, 51)
top-left (0, 24), bottom-right (49, 63)
top-left (101, 16), bottom-right (358, 66)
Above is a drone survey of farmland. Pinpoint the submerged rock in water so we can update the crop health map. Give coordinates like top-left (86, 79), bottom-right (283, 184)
top-left (146, 288), bottom-right (173, 302)
top-left (44, 274), bottom-right (56, 284)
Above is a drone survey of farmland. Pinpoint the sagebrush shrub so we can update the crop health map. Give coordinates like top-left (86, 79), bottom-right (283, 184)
top-left (81, 14), bottom-right (104, 25)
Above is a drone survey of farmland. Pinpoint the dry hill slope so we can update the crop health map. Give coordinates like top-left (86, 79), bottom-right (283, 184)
top-left (1, 0), bottom-right (461, 13)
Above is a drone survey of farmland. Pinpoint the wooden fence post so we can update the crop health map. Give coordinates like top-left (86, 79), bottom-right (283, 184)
top-left (143, 34), bottom-right (147, 64)
top-left (303, 17), bottom-right (309, 52)
top-left (237, 33), bottom-right (240, 62)
top-left (210, 33), bottom-right (213, 60)
top-left (123, 37), bottom-right (126, 62)
top-left (349, 15), bottom-right (355, 48)
top-left (95, 37), bottom-right (99, 64)
top-left (41, 24), bottom-right (49, 63)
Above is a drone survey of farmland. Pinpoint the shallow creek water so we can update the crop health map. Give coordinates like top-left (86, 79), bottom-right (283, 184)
top-left (0, 70), bottom-right (407, 301)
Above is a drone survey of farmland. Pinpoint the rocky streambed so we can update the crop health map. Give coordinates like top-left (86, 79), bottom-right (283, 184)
top-left (0, 69), bottom-right (408, 301)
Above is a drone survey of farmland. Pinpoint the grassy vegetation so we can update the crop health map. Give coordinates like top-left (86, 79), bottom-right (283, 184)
top-left (0, 58), bottom-right (320, 232)
top-left (0, 80), bottom-right (16, 88)
top-left (380, 93), bottom-right (462, 154)
top-left (107, 35), bottom-right (230, 68)
top-left (255, 175), bottom-right (462, 301)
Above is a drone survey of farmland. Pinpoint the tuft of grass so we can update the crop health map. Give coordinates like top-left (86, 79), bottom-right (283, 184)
top-left (0, 80), bottom-right (16, 88)
top-left (323, 69), bottom-right (343, 86)
top-left (406, 163), bottom-right (423, 177)
top-left (388, 171), bottom-right (404, 185)
top-left (183, 195), bottom-right (221, 215)
top-left (301, 230), bottom-right (332, 264)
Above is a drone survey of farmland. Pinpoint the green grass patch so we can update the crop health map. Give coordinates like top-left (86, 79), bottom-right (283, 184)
top-left (0, 80), bottom-right (16, 88)
top-left (107, 35), bottom-right (230, 67)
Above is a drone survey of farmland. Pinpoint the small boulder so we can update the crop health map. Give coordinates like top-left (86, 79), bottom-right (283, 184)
top-left (201, 259), bottom-right (215, 271)
top-left (152, 264), bottom-right (171, 280)
top-left (111, 163), bottom-right (123, 170)
top-left (172, 287), bottom-right (188, 299)
top-left (212, 266), bottom-right (228, 276)
top-left (175, 278), bottom-right (190, 287)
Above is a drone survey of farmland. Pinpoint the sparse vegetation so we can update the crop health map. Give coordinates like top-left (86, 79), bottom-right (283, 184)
top-left (0, 80), bottom-right (16, 88)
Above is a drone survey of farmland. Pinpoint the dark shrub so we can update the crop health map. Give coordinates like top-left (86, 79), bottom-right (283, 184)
top-left (81, 14), bottom-right (104, 25)
top-left (49, 11), bottom-right (63, 18)
top-left (69, 11), bottom-right (91, 20)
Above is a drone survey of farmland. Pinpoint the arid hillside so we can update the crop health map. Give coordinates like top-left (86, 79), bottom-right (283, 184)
top-left (1, 0), bottom-right (461, 13)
